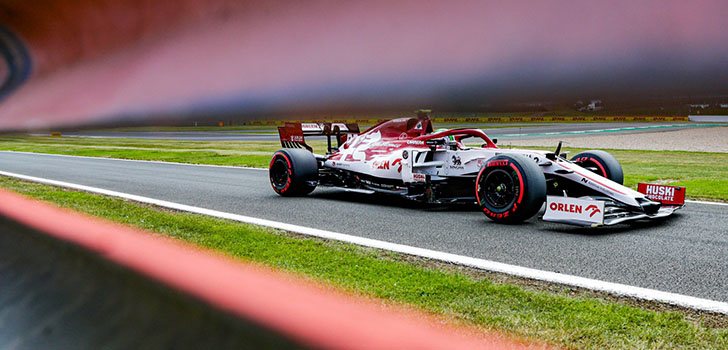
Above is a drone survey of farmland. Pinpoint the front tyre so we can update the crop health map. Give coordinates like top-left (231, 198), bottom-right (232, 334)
top-left (269, 149), bottom-right (318, 196)
top-left (570, 150), bottom-right (623, 184)
top-left (476, 154), bottom-right (546, 224)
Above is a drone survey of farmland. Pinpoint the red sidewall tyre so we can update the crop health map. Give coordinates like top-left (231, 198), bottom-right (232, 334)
top-left (475, 154), bottom-right (546, 224)
top-left (269, 149), bottom-right (318, 196)
top-left (571, 150), bottom-right (623, 185)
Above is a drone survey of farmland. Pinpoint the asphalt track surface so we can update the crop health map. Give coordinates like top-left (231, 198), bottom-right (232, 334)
top-left (53, 123), bottom-right (711, 141)
top-left (1, 152), bottom-right (727, 303)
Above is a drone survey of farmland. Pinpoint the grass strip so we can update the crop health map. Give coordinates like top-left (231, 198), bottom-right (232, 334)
top-left (0, 176), bottom-right (726, 349)
top-left (0, 136), bottom-right (286, 168)
top-left (1, 136), bottom-right (727, 201)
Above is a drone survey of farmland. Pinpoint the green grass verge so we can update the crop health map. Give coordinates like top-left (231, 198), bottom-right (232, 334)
top-left (612, 150), bottom-right (728, 202)
top-left (92, 124), bottom-right (282, 132)
top-left (0, 135), bottom-right (290, 168)
top-left (0, 176), bottom-right (726, 349)
top-left (498, 146), bottom-right (728, 202)
top-left (1, 135), bottom-right (726, 201)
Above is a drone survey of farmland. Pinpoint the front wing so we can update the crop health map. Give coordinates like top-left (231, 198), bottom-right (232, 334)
top-left (543, 183), bottom-right (686, 227)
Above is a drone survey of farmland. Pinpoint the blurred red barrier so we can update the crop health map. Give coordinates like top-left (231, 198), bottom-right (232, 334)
top-left (0, 0), bottom-right (726, 129)
top-left (0, 188), bottom-right (537, 349)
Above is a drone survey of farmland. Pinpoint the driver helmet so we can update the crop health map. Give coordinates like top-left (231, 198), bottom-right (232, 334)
top-left (434, 128), bottom-right (456, 143)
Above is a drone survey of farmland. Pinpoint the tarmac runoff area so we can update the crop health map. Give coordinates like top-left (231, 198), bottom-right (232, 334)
top-left (502, 126), bottom-right (728, 152)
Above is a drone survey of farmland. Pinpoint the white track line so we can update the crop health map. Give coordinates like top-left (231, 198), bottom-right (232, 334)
top-left (0, 151), bottom-right (266, 171)
top-left (2, 151), bottom-right (727, 207)
top-left (1, 169), bottom-right (727, 314)
top-left (686, 199), bottom-right (728, 206)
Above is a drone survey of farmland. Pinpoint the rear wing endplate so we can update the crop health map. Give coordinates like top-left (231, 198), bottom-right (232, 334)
top-left (278, 122), bottom-right (360, 152)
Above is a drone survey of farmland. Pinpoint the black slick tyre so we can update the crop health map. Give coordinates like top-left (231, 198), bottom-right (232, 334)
top-left (269, 149), bottom-right (318, 196)
top-left (475, 154), bottom-right (546, 224)
top-left (570, 150), bottom-right (623, 184)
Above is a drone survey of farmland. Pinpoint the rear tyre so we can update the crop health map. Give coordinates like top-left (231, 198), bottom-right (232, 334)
top-left (269, 149), bottom-right (318, 196)
top-left (476, 154), bottom-right (546, 224)
top-left (570, 150), bottom-right (623, 184)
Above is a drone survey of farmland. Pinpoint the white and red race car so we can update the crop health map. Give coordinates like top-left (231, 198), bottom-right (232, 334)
top-left (269, 111), bottom-right (685, 226)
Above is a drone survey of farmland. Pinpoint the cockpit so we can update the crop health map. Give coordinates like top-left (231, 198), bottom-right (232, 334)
top-left (361, 114), bottom-right (497, 149)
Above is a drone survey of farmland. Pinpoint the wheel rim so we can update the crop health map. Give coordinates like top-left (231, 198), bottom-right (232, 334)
top-left (481, 168), bottom-right (517, 209)
top-left (270, 157), bottom-right (290, 189)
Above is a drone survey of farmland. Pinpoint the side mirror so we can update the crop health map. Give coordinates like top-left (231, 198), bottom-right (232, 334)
top-left (492, 138), bottom-right (498, 144)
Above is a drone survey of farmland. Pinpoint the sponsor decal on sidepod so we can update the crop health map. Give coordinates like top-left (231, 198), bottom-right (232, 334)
top-left (543, 196), bottom-right (605, 225)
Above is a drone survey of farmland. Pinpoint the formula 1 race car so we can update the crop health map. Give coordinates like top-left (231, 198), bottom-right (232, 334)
top-left (268, 111), bottom-right (685, 226)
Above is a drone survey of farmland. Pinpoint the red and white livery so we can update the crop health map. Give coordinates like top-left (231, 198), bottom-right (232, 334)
top-left (268, 111), bottom-right (684, 226)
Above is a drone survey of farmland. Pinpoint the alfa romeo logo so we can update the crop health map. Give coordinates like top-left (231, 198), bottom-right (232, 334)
top-left (451, 155), bottom-right (462, 166)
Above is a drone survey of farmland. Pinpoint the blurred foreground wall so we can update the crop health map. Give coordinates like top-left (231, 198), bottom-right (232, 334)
top-left (0, 218), bottom-right (299, 349)
top-left (0, 0), bottom-right (726, 129)
top-left (0, 190), bottom-right (512, 349)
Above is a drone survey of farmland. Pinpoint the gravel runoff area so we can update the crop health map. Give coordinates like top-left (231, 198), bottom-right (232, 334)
top-left (502, 126), bottom-right (728, 152)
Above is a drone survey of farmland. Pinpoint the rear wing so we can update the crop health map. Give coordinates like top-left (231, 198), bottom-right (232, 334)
top-left (278, 122), bottom-right (360, 152)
